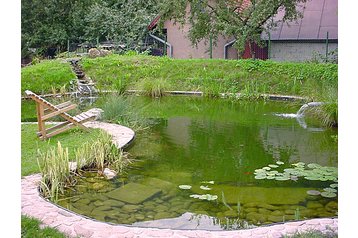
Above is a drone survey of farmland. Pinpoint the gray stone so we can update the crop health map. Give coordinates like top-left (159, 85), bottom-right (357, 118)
top-left (103, 168), bottom-right (117, 180)
top-left (140, 177), bottom-right (175, 191)
top-left (267, 215), bottom-right (284, 223)
top-left (244, 207), bottom-right (258, 213)
top-left (223, 210), bottom-right (238, 218)
top-left (122, 204), bottom-right (141, 212)
top-left (306, 201), bottom-right (324, 209)
top-left (271, 210), bottom-right (284, 216)
top-left (154, 211), bottom-right (173, 220)
top-left (325, 201), bottom-right (338, 213)
top-left (106, 183), bottom-right (162, 204)
top-left (246, 212), bottom-right (267, 223)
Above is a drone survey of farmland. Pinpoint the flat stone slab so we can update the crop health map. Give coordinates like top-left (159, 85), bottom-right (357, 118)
top-left (106, 183), bottom-right (162, 204)
top-left (192, 185), bottom-right (316, 205)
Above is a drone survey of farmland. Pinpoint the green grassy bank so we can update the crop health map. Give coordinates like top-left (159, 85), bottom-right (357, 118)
top-left (21, 54), bottom-right (338, 126)
top-left (22, 54), bottom-right (337, 101)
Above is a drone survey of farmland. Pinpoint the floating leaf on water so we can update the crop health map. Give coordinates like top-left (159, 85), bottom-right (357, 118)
top-left (254, 169), bottom-right (265, 173)
top-left (254, 174), bottom-right (267, 180)
top-left (319, 177), bottom-right (329, 181)
top-left (266, 170), bottom-right (278, 175)
top-left (307, 190), bottom-right (321, 196)
top-left (268, 164), bottom-right (279, 168)
top-left (307, 163), bottom-right (321, 169)
top-left (290, 176), bottom-right (299, 181)
top-left (304, 176), bottom-right (319, 181)
top-left (321, 191), bottom-right (337, 198)
top-left (330, 183), bottom-right (338, 188)
top-left (267, 176), bottom-right (276, 179)
top-left (179, 185), bottom-right (192, 190)
top-left (323, 187), bottom-right (337, 193)
top-left (276, 161), bottom-right (284, 165)
top-left (292, 162), bottom-right (305, 167)
top-left (200, 185), bottom-right (212, 190)
top-left (262, 167), bottom-right (271, 170)
top-left (275, 176), bottom-right (290, 181)
top-left (190, 194), bottom-right (218, 201)
top-left (190, 194), bottom-right (201, 198)
top-left (201, 181), bottom-right (215, 184)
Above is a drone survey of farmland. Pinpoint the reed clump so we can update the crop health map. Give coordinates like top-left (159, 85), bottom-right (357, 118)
top-left (37, 132), bottom-right (131, 202)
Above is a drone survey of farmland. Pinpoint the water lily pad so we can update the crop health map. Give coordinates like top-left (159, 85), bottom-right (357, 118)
top-left (200, 185), bottom-right (212, 190)
top-left (275, 176), bottom-right (290, 181)
top-left (268, 164), bottom-right (279, 168)
top-left (276, 161), bottom-right (284, 165)
top-left (330, 183), bottom-right (338, 188)
top-left (179, 185), bottom-right (192, 190)
top-left (190, 194), bottom-right (201, 198)
top-left (190, 194), bottom-right (218, 201)
top-left (267, 176), bottom-right (276, 179)
top-left (262, 167), bottom-right (271, 170)
top-left (307, 190), bottom-right (321, 196)
top-left (266, 171), bottom-right (278, 175)
top-left (292, 162), bottom-right (305, 167)
top-left (201, 181), bottom-right (215, 184)
top-left (254, 169), bottom-right (265, 173)
top-left (254, 174), bottom-right (267, 179)
top-left (321, 191), bottom-right (337, 198)
top-left (307, 163), bottom-right (321, 169)
top-left (323, 187), bottom-right (337, 193)
top-left (304, 176), bottom-right (319, 181)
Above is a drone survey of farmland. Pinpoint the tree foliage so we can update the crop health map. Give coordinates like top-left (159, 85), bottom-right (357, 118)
top-left (21, 0), bottom-right (158, 57)
top-left (158, 0), bottom-right (307, 55)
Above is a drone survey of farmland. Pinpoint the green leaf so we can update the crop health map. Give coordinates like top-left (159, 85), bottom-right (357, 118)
top-left (179, 185), bottom-right (192, 190)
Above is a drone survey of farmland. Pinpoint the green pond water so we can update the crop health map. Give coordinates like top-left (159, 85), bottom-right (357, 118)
top-left (41, 96), bottom-right (337, 230)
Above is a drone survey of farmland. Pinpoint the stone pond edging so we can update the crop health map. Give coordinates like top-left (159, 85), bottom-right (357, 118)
top-left (21, 121), bottom-right (337, 237)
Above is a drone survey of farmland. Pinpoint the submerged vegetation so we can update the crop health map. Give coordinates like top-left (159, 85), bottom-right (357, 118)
top-left (37, 132), bottom-right (130, 202)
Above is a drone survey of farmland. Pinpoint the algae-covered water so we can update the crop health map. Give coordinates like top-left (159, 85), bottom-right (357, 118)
top-left (57, 96), bottom-right (338, 230)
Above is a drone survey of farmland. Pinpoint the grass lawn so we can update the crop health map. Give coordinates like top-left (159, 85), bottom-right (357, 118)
top-left (21, 215), bottom-right (68, 238)
top-left (21, 124), bottom-right (103, 176)
top-left (21, 59), bottom-right (75, 95)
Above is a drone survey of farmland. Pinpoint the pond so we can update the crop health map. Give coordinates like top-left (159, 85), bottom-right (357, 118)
top-left (33, 95), bottom-right (338, 230)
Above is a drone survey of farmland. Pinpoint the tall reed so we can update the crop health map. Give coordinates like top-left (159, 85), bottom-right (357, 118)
top-left (37, 142), bottom-right (73, 202)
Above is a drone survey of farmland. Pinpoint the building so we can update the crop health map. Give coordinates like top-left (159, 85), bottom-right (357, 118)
top-left (147, 0), bottom-right (338, 62)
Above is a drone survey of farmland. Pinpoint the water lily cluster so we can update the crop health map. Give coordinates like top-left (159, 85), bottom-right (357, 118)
top-left (254, 161), bottom-right (338, 198)
top-left (178, 181), bottom-right (218, 201)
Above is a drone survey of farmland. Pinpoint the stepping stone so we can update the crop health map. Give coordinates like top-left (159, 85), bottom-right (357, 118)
top-left (107, 183), bottom-right (162, 204)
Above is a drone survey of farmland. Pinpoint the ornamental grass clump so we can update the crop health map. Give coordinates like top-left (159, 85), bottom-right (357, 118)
top-left (37, 142), bottom-right (74, 202)
top-left (38, 133), bottom-right (131, 202)
top-left (137, 78), bottom-right (170, 98)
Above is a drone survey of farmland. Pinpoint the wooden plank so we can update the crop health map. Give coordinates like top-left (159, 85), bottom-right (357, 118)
top-left (40, 124), bottom-right (76, 139)
top-left (44, 101), bottom-right (73, 113)
top-left (41, 104), bottom-right (77, 120)
top-left (36, 121), bottom-right (72, 136)
top-left (36, 102), bottom-right (47, 139)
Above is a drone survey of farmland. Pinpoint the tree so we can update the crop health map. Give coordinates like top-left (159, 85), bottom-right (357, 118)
top-left (83, 0), bottom-right (159, 49)
top-left (157, 0), bottom-right (307, 56)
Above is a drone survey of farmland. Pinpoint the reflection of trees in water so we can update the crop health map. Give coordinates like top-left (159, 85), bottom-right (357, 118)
top-left (166, 117), bottom-right (273, 183)
top-left (259, 126), bottom-right (337, 166)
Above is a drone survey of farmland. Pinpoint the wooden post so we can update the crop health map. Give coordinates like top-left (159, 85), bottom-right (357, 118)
top-left (36, 102), bottom-right (47, 139)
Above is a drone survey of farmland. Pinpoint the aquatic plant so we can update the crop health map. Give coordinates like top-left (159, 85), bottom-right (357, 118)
top-left (254, 161), bottom-right (338, 198)
top-left (37, 142), bottom-right (74, 202)
top-left (189, 194), bottom-right (218, 201)
top-left (178, 185), bottom-right (192, 190)
top-left (136, 78), bottom-right (170, 98)
top-left (101, 94), bottom-right (149, 131)
top-left (38, 133), bottom-right (130, 201)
